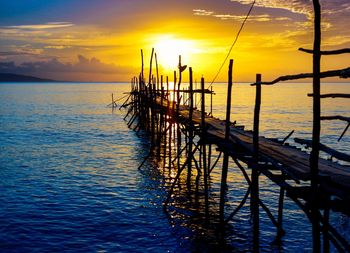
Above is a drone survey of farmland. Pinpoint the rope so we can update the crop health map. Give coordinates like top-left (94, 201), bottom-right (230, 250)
top-left (208, 0), bottom-right (256, 88)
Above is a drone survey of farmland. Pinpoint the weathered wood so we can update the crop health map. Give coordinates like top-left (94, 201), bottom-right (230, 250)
top-left (252, 73), bottom-right (261, 252)
top-left (155, 53), bottom-right (160, 91)
top-left (149, 48), bottom-right (154, 85)
top-left (219, 59), bottom-right (234, 225)
top-left (282, 130), bottom-right (294, 144)
top-left (177, 57), bottom-right (183, 165)
top-left (311, 1), bottom-right (322, 251)
top-left (187, 67), bottom-right (194, 187)
top-left (308, 93), bottom-right (350, 99)
top-left (294, 138), bottom-right (350, 162)
top-left (251, 67), bottom-right (350, 86)
top-left (299, 47), bottom-right (350, 55)
top-left (321, 115), bottom-right (350, 123)
top-left (201, 77), bottom-right (209, 219)
top-left (141, 49), bottom-right (144, 82)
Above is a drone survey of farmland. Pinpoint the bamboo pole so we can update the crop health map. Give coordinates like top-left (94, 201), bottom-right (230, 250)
top-left (310, 0), bottom-right (321, 251)
top-left (201, 77), bottom-right (209, 219)
top-left (252, 73), bottom-right (261, 252)
top-left (155, 53), bottom-right (160, 91)
top-left (149, 48), bottom-right (154, 85)
top-left (219, 59), bottom-right (234, 226)
top-left (141, 49), bottom-right (144, 83)
top-left (187, 67), bottom-right (194, 188)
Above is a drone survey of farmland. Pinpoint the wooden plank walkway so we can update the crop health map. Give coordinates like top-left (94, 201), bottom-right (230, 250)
top-left (176, 102), bottom-right (350, 196)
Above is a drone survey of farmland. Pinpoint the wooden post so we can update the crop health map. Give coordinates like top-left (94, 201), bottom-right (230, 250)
top-left (155, 53), bottom-right (160, 91)
top-left (201, 77), bottom-right (209, 219)
top-left (277, 176), bottom-right (285, 240)
top-left (252, 73), bottom-right (261, 252)
top-left (112, 93), bottom-right (114, 109)
top-left (141, 49), bottom-right (144, 83)
top-left (194, 82), bottom-right (197, 108)
top-left (168, 76), bottom-right (172, 169)
top-left (310, 1), bottom-right (321, 252)
top-left (151, 83), bottom-right (156, 145)
top-left (219, 59), bottom-right (234, 226)
top-left (149, 48), bottom-right (154, 85)
top-left (187, 67), bottom-right (194, 188)
top-left (176, 57), bottom-right (182, 171)
top-left (210, 86), bottom-right (213, 116)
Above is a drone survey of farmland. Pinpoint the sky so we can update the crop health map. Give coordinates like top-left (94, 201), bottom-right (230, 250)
top-left (0, 0), bottom-right (349, 82)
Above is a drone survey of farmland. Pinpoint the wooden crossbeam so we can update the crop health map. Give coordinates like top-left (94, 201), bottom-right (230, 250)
top-left (308, 93), bottom-right (350, 99)
top-left (299, 47), bottom-right (350, 55)
top-left (321, 115), bottom-right (350, 123)
top-left (251, 67), bottom-right (350, 86)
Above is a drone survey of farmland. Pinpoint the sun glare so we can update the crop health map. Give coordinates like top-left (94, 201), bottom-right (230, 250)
top-left (154, 36), bottom-right (196, 71)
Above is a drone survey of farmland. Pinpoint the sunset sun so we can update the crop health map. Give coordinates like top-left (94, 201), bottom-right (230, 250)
top-left (154, 36), bottom-right (197, 71)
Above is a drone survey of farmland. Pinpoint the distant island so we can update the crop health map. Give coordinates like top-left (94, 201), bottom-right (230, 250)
top-left (0, 73), bottom-right (56, 82)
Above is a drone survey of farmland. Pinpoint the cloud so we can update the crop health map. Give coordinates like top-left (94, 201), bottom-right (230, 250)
top-left (4, 22), bottom-right (74, 30)
top-left (230, 0), bottom-right (311, 15)
top-left (213, 13), bottom-right (291, 21)
top-left (230, 0), bottom-right (350, 16)
top-left (0, 55), bottom-right (132, 76)
top-left (193, 9), bottom-right (291, 22)
top-left (44, 45), bottom-right (72, 50)
top-left (193, 9), bottom-right (214, 16)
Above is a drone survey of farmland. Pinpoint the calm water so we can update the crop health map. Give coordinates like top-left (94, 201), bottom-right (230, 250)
top-left (0, 82), bottom-right (349, 252)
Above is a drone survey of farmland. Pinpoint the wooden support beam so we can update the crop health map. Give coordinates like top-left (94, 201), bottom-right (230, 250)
top-left (219, 59), bottom-right (234, 226)
top-left (251, 67), bottom-right (350, 86)
top-left (155, 53), bottom-right (159, 91)
top-left (308, 93), bottom-right (350, 99)
top-left (187, 67), bottom-right (194, 188)
top-left (294, 138), bottom-right (350, 162)
top-left (201, 77), bottom-right (209, 220)
top-left (148, 48), bottom-right (154, 85)
top-left (252, 73), bottom-right (261, 252)
top-left (141, 49), bottom-right (144, 82)
top-left (320, 115), bottom-right (350, 123)
top-left (311, 1), bottom-right (322, 251)
top-left (299, 47), bottom-right (350, 55)
top-left (177, 56), bottom-right (182, 172)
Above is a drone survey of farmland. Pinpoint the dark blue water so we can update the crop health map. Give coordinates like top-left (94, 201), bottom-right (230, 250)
top-left (0, 83), bottom-right (349, 252)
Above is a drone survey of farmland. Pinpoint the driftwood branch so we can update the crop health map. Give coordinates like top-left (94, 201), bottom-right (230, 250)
top-left (308, 93), bottom-right (350, 99)
top-left (294, 138), bottom-right (350, 162)
top-left (299, 47), bottom-right (350, 55)
top-left (251, 67), bottom-right (350, 86)
top-left (321, 115), bottom-right (350, 123)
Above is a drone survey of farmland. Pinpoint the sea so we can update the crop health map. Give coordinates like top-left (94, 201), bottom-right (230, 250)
top-left (0, 82), bottom-right (349, 252)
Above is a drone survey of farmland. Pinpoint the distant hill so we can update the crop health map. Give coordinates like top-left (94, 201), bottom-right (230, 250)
top-left (0, 73), bottom-right (56, 82)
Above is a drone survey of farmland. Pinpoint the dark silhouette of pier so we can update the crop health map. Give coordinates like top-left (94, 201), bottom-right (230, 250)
top-left (117, 1), bottom-right (350, 251)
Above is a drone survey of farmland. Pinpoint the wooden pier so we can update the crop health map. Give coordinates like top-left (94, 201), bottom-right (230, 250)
top-left (118, 1), bottom-right (350, 251)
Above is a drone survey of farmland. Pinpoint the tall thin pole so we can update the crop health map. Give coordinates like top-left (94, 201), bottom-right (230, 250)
top-left (219, 59), bottom-right (234, 226)
top-left (141, 49), bottom-right (144, 83)
top-left (201, 77), bottom-right (209, 219)
top-left (155, 53), bottom-right (160, 91)
top-left (149, 48), bottom-right (154, 85)
top-left (311, 0), bottom-right (321, 251)
top-left (252, 73), bottom-right (261, 252)
top-left (187, 67), bottom-right (194, 188)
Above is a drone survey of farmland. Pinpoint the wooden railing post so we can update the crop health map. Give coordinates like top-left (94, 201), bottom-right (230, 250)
top-left (187, 67), bottom-right (194, 188)
top-left (219, 59), bottom-right (234, 226)
top-left (311, 0), bottom-right (321, 251)
top-left (201, 77), bottom-right (209, 219)
top-left (252, 73), bottom-right (261, 252)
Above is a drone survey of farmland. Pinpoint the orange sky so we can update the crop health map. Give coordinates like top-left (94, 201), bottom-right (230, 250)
top-left (0, 0), bottom-right (349, 82)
